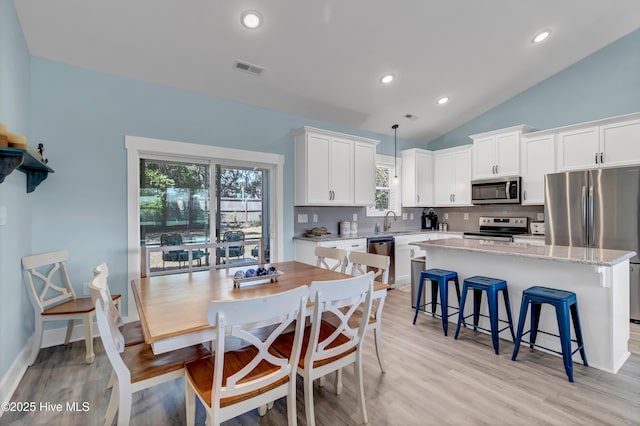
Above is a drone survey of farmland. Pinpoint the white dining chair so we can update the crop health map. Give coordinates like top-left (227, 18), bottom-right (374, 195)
top-left (348, 251), bottom-right (390, 372)
top-left (314, 246), bottom-right (347, 273)
top-left (184, 285), bottom-right (309, 426)
top-left (92, 263), bottom-right (144, 347)
top-left (272, 272), bottom-right (374, 426)
top-left (91, 280), bottom-right (210, 426)
top-left (21, 250), bottom-right (119, 364)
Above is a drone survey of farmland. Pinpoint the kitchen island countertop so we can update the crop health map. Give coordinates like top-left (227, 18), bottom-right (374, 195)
top-left (411, 238), bottom-right (635, 267)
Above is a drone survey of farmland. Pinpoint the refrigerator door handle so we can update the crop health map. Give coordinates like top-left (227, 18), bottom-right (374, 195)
top-left (589, 185), bottom-right (595, 245)
top-left (582, 185), bottom-right (588, 244)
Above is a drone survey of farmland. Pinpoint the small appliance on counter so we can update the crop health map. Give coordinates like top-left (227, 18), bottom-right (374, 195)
top-left (422, 208), bottom-right (438, 230)
top-left (339, 220), bottom-right (351, 235)
top-left (530, 221), bottom-right (545, 236)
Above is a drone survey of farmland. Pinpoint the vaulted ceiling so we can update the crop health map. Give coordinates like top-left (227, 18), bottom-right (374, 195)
top-left (14, 0), bottom-right (640, 142)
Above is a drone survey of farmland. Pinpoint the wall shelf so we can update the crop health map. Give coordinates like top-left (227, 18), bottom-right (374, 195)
top-left (0, 147), bottom-right (54, 193)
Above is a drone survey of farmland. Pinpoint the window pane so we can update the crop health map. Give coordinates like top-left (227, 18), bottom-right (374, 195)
top-left (140, 159), bottom-right (210, 272)
top-left (216, 166), bottom-right (270, 263)
top-left (375, 189), bottom-right (390, 210)
top-left (376, 166), bottom-right (390, 188)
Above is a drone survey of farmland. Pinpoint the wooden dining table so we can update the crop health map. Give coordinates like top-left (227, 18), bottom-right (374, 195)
top-left (131, 260), bottom-right (390, 354)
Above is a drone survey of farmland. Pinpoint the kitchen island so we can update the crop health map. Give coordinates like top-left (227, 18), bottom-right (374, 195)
top-left (411, 238), bottom-right (636, 373)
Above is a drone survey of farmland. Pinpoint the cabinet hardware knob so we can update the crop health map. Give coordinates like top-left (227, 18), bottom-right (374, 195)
top-left (600, 152), bottom-right (604, 163)
top-left (595, 153), bottom-right (598, 164)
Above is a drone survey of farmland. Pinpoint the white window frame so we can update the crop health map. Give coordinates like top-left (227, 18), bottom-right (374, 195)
top-left (367, 154), bottom-right (401, 217)
top-left (125, 135), bottom-right (284, 319)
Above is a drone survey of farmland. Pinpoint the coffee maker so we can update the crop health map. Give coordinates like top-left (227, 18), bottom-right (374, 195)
top-left (421, 208), bottom-right (438, 230)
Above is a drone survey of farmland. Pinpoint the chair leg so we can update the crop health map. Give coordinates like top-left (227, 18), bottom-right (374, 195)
top-left (64, 319), bottom-right (75, 345)
top-left (530, 302), bottom-right (542, 348)
top-left (486, 289), bottom-right (500, 355)
top-left (258, 405), bottom-right (268, 416)
top-left (84, 313), bottom-right (95, 363)
top-left (107, 370), bottom-right (116, 389)
top-left (286, 382), bottom-right (297, 426)
top-left (472, 289), bottom-right (483, 330)
top-left (570, 302), bottom-right (588, 367)
top-left (412, 278), bottom-right (425, 325)
top-left (502, 288), bottom-right (516, 341)
top-left (440, 279), bottom-right (449, 336)
top-left (29, 317), bottom-right (44, 366)
top-left (430, 280), bottom-right (438, 317)
top-left (304, 376), bottom-right (316, 426)
top-left (374, 323), bottom-right (386, 373)
top-left (117, 382), bottom-right (132, 426)
top-left (105, 381), bottom-right (119, 426)
top-left (556, 304), bottom-right (574, 382)
top-left (185, 379), bottom-right (196, 426)
top-left (335, 368), bottom-right (343, 395)
top-left (454, 285), bottom-right (469, 340)
top-left (512, 296), bottom-right (530, 361)
top-left (355, 354), bottom-right (368, 424)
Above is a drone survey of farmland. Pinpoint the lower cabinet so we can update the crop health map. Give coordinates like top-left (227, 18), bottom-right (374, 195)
top-left (394, 232), bottom-right (462, 285)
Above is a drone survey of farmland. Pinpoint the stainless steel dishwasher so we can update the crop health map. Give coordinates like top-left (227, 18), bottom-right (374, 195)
top-left (366, 236), bottom-right (395, 286)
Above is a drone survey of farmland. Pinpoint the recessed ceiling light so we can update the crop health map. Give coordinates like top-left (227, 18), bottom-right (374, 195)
top-left (532, 30), bottom-right (550, 44)
top-left (437, 96), bottom-right (449, 105)
top-left (241, 10), bottom-right (262, 29)
top-left (380, 74), bottom-right (395, 84)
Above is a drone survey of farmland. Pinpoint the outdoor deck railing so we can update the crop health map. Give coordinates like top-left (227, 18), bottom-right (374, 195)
top-left (144, 239), bottom-right (265, 277)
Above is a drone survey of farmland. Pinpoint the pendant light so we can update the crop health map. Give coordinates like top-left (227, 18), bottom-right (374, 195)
top-left (392, 124), bottom-right (399, 184)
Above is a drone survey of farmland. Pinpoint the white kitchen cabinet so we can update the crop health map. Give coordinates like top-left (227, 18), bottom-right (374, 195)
top-left (521, 133), bottom-right (555, 205)
top-left (354, 141), bottom-right (376, 205)
top-left (433, 145), bottom-right (472, 206)
top-left (294, 127), bottom-right (379, 206)
top-left (394, 234), bottom-right (430, 285)
top-left (471, 125), bottom-right (531, 179)
top-left (556, 113), bottom-right (640, 171)
top-left (401, 148), bottom-right (433, 207)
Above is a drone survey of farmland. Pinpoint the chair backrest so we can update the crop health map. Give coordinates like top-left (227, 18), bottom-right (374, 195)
top-left (306, 272), bottom-right (374, 366)
top-left (160, 233), bottom-right (183, 246)
top-left (205, 285), bottom-right (308, 406)
top-left (91, 263), bottom-right (123, 327)
top-left (314, 246), bottom-right (347, 273)
top-left (22, 250), bottom-right (76, 313)
top-left (93, 295), bottom-right (130, 382)
top-left (348, 251), bottom-right (390, 284)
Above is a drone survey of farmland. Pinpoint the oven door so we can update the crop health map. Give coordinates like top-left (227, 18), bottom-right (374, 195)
top-left (471, 177), bottom-right (521, 204)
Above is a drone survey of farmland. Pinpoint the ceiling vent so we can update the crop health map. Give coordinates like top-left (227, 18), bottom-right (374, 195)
top-left (404, 114), bottom-right (419, 121)
top-left (233, 60), bottom-right (264, 76)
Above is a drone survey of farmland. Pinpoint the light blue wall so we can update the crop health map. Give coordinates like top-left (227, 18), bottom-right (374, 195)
top-left (428, 27), bottom-right (640, 150)
top-left (28, 58), bottom-right (413, 316)
top-left (0, 0), bottom-right (33, 383)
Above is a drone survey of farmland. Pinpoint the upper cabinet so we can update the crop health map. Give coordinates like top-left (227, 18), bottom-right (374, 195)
top-left (520, 133), bottom-right (555, 205)
top-left (294, 127), bottom-right (379, 206)
top-left (401, 148), bottom-right (433, 207)
top-left (556, 114), bottom-right (640, 171)
top-left (470, 125), bottom-right (531, 179)
top-left (433, 145), bottom-right (472, 206)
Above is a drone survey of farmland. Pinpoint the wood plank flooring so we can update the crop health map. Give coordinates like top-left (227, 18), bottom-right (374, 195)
top-left (3, 286), bottom-right (640, 425)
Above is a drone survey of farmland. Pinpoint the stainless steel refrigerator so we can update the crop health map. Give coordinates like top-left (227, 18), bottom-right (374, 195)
top-left (544, 166), bottom-right (640, 322)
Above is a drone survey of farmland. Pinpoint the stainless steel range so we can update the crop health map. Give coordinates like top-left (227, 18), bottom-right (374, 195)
top-left (463, 217), bottom-right (528, 242)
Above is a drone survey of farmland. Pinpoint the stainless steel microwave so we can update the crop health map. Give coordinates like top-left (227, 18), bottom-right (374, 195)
top-left (471, 176), bottom-right (521, 204)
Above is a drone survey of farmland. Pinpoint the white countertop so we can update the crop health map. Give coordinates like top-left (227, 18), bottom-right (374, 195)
top-left (412, 238), bottom-right (636, 267)
top-left (293, 230), bottom-right (463, 242)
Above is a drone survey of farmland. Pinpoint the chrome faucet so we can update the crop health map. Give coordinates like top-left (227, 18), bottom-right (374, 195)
top-left (383, 210), bottom-right (398, 232)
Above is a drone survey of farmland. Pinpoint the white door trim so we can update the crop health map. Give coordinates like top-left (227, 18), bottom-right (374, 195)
top-left (125, 135), bottom-right (285, 319)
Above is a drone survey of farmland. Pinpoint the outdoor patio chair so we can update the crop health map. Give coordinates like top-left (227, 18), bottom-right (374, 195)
top-left (217, 230), bottom-right (245, 260)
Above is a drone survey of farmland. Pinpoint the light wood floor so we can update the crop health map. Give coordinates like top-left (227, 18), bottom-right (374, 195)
top-left (4, 286), bottom-right (640, 426)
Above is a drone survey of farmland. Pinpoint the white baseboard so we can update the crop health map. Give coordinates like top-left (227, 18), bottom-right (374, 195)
top-left (0, 338), bottom-right (31, 420)
top-left (0, 316), bottom-right (138, 412)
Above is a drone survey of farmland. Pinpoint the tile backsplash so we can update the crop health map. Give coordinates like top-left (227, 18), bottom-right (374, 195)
top-left (293, 204), bottom-right (544, 237)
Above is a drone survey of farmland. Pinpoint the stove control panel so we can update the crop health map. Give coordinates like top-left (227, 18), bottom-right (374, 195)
top-left (478, 216), bottom-right (528, 229)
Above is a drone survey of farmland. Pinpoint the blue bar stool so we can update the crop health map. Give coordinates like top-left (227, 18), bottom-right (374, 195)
top-left (511, 286), bottom-right (588, 382)
top-left (454, 275), bottom-right (515, 355)
top-left (412, 269), bottom-right (460, 336)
